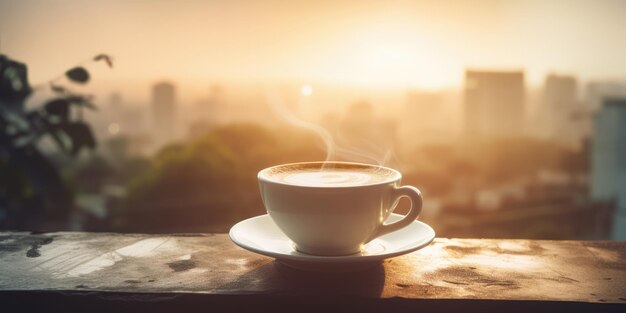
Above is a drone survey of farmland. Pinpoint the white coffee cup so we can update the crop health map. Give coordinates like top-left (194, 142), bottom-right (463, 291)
top-left (258, 161), bottom-right (423, 256)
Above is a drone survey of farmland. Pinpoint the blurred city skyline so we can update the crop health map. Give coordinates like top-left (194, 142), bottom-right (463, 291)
top-left (1, 0), bottom-right (626, 98)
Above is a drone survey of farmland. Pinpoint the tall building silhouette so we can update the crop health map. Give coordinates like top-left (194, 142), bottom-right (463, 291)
top-left (586, 81), bottom-right (626, 112)
top-left (591, 98), bottom-right (626, 240)
top-left (543, 74), bottom-right (580, 144)
top-left (152, 82), bottom-right (176, 145)
top-left (581, 82), bottom-right (626, 140)
top-left (464, 70), bottom-right (525, 137)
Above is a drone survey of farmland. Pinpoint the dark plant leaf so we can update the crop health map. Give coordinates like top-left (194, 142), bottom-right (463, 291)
top-left (94, 54), bottom-right (114, 68)
top-left (4, 67), bottom-right (26, 92)
top-left (48, 129), bottom-right (71, 153)
top-left (44, 99), bottom-right (70, 120)
top-left (7, 142), bottom-right (70, 204)
top-left (65, 67), bottom-right (90, 84)
top-left (0, 56), bottom-right (32, 103)
top-left (59, 122), bottom-right (97, 155)
top-left (26, 111), bottom-right (40, 120)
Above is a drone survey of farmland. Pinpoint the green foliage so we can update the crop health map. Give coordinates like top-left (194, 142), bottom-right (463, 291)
top-left (0, 54), bottom-right (111, 230)
top-left (117, 123), bottom-right (324, 232)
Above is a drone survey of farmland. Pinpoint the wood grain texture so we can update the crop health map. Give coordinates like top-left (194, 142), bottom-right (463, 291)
top-left (0, 232), bottom-right (624, 311)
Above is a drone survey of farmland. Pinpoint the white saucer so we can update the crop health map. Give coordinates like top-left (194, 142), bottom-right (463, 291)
top-left (229, 213), bottom-right (435, 271)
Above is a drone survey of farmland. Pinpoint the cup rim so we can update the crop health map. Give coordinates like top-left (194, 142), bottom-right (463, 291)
top-left (258, 161), bottom-right (401, 188)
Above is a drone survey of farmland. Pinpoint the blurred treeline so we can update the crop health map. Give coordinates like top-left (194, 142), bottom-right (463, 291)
top-left (66, 122), bottom-right (586, 234)
top-left (76, 124), bottom-right (325, 232)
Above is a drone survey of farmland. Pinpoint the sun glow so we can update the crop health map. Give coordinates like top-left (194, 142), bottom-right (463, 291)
top-left (300, 84), bottom-right (313, 96)
top-left (314, 23), bottom-right (457, 89)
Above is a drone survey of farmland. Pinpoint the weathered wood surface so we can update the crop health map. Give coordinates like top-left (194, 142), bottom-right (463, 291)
top-left (0, 232), bottom-right (625, 312)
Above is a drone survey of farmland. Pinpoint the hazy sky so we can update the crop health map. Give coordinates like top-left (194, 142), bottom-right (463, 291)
top-left (1, 0), bottom-right (625, 89)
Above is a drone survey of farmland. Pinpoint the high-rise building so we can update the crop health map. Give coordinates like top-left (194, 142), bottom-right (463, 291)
top-left (591, 98), bottom-right (626, 240)
top-left (586, 81), bottom-right (626, 111)
top-left (152, 82), bottom-right (176, 145)
top-left (464, 70), bottom-right (525, 137)
top-left (581, 82), bottom-right (626, 140)
top-left (543, 74), bottom-right (580, 145)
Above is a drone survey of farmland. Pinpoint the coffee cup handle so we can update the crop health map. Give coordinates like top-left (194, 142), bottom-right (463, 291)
top-left (369, 186), bottom-right (423, 240)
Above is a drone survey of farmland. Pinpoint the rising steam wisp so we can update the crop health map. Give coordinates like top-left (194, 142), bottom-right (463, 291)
top-left (264, 87), bottom-right (336, 165)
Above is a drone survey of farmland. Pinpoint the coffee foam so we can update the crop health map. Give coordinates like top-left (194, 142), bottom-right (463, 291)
top-left (261, 163), bottom-right (397, 187)
top-left (282, 171), bottom-right (374, 187)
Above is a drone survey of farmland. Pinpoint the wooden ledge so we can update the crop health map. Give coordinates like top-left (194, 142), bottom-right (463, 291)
top-left (0, 232), bottom-right (624, 312)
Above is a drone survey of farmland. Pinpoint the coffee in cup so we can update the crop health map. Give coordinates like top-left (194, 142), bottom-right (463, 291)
top-left (258, 161), bottom-right (423, 256)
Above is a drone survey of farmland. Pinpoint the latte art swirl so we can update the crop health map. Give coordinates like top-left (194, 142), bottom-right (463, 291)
top-left (282, 171), bottom-right (374, 187)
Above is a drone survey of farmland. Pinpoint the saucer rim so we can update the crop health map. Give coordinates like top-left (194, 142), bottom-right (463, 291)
top-left (229, 213), bottom-right (435, 263)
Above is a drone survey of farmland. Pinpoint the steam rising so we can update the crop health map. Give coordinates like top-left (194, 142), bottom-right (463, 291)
top-left (332, 132), bottom-right (394, 166)
top-left (264, 86), bottom-right (397, 168)
top-left (265, 87), bottom-right (335, 163)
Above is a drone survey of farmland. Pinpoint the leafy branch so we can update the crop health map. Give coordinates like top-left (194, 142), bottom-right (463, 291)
top-left (1, 54), bottom-right (113, 156)
top-left (0, 53), bottom-right (113, 229)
